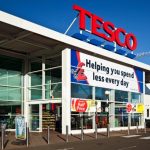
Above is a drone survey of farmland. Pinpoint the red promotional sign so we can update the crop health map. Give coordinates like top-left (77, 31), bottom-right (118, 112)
top-left (126, 103), bottom-right (133, 113)
top-left (73, 5), bottom-right (137, 51)
top-left (75, 99), bottom-right (88, 112)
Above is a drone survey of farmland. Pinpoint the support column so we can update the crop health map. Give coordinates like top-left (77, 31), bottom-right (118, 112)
top-left (62, 48), bottom-right (71, 134)
top-left (24, 56), bottom-right (30, 124)
top-left (142, 71), bottom-right (145, 126)
top-left (40, 56), bottom-right (45, 132)
top-left (92, 87), bottom-right (96, 129)
top-left (109, 90), bottom-right (115, 128)
top-left (42, 56), bottom-right (45, 100)
top-left (128, 92), bottom-right (131, 127)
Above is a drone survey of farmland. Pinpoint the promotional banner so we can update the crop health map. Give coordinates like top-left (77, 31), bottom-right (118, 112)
top-left (126, 103), bottom-right (144, 113)
top-left (136, 103), bottom-right (144, 113)
top-left (71, 98), bottom-right (96, 112)
top-left (126, 103), bottom-right (135, 113)
top-left (15, 116), bottom-right (26, 140)
top-left (71, 50), bottom-right (143, 93)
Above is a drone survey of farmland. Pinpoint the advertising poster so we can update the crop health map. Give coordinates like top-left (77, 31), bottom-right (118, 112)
top-left (71, 98), bottom-right (96, 112)
top-left (71, 50), bottom-right (144, 93)
top-left (126, 103), bottom-right (144, 113)
top-left (15, 116), bottom-right (26, 140)
top-left (136, 103), bottom-right (144, 113)
top-left (126, 103), bottom-right (134, 113)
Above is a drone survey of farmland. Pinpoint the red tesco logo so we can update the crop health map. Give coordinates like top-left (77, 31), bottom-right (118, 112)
top-left (73, 5), bottom-right (137, 51)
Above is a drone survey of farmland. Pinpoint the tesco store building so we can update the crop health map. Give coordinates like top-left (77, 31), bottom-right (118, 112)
top-left (0, 5), bottom-right (150, 135)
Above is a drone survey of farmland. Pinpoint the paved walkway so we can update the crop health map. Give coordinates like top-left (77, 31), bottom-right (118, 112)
top-left (1, 128), bottom-right (148, 150)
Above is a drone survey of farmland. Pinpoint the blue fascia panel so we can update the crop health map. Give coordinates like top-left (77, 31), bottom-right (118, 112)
top-left (88, 39), bottom-right (103, 46)
top-left (115, 49), bottom-right (126, 55)
top-left (72, 33), bottom-right (88, 41)
top-left (126, 53), bottom-right (136, 59)
top-left (103, 45), bottom-right (115, 51)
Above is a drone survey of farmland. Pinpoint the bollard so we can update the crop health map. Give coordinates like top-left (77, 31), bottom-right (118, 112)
top-left (81, 117), bottom-right (84, 141)
top-left (144, 122), bottom-right (146, 134)
top-left (136, 122), bottom-right (138, 134)
top-left (66, 125), bottom-right (69, 143)
top-left (1, 126), bottom-right (4, 150)
top-left (95, 123), bottom-right (97, 139)
top-left (48, 125), bottom-right (50, 144)
top-left (107, 124), bottom-right (110, 138)
top-left (128, 124), bottom-right (130, 135)
top-left (26, 125), bottom-right (29, 147)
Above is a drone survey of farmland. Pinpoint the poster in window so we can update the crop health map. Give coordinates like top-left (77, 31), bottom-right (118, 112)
top-left (15, 116), bottom-right (26, 140)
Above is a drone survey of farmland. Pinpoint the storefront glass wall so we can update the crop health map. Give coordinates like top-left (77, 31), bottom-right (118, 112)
top-left (0, 55), bottom-right (23, 129)
top-left (28, 60), bottom-right (62, 131)
top-left (45, 68), bottom-right (62, 99)
top-left (29, 62), bottom-right (62, 100)
top-left (115, 90), bottom-right (128, 127)
top-left (71, 64), bottom-right (143, 130)
top-left (71, 83), bottom-right (93, 130)
top-left (131, 93), bottom-right (142, 126)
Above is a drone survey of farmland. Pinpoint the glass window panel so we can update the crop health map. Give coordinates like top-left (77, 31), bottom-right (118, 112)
top-left (115, 90), bottom-right (128, 102)
top-left (131, 92), bottom-right (141, 103)
top-left (131, 114), bottom-right (141, 126)
top-left (115, 103), bottom-right (128, 127)
top-left (30, 86), bottom-right (42, 100)
top-left (95, 87), bottom-right (109, 100)
top-left (0, 56), bottom-right (22, 71)
top-left (71, 112), bottom-right (94, 130)
top-left (0, 86), bottom-right (8, 100)
top-left (71, 83), bottom-right (92, 99)
top-left (45, 83), bottom-right (62, 99)
top-left (8, 76), bottom-right (21, 87)
top-left (0, 69), bottom-right (7, 85)
top-left (45, 70), bottom-right (51, 84)
top-left (31, 62), bottom-right (42, 72)
top-left (8, 87), bottom-right (22, 101)
top-left (45, 68), bottom-right (61, 84)
top-left (31, 72), bottom-right (42, 86)
top-left (12, 105), bottom-right (21, 114)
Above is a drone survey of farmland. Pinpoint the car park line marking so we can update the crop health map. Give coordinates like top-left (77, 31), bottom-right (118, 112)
top-left (122, 135), bottom-right (141, 138)
top-left (118, 146), bottom-right (136, 150)
top-left (140, 136), bottom-right (150, 140)
top-left (56, 148), bottom-right (74, 150)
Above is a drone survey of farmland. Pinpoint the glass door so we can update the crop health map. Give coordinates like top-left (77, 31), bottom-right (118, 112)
top-left (30, 104), bottom-right (40, 131)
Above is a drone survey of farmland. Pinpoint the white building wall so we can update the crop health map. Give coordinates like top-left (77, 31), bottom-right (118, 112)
top-left (144, 95), bottom-right (150, 119)
top-left (62, 48), bottom-right (71, 134)
top-left (144, 84), bottom-right (150, 120)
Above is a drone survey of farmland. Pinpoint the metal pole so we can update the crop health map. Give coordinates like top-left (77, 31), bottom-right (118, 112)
top-left (136, 122), bottom-right (138, 134)
top-left (66, 125), bottom-right (68, 143)
top-left (1, 126), bottom-right (4, 150)
top-left (128, 123), bottom-right (130, 135)
top-left (107, 124), bottom-right (110, 138)
top-left (95, 123), bottom-right (97, 139)
top-left (144, 122), bottom-right (146, 134)
top-left (81, 116), bottom-right (84, 141)
top-left (26, 124), bottom-right (29, 147)
top-left (48, 125), bottom-right (50, 144)
top-left (64, 14), bottom-right (79, 35)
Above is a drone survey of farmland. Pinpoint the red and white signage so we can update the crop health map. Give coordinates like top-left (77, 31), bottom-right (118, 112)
top-left (73, 5), bottom-right (137, 51)
top-left (75, 99), bottom-right (87, 112)
top-left (126, 103), bottom-right (133, 113)
top-left (71, 98), bottom-right (96, 112)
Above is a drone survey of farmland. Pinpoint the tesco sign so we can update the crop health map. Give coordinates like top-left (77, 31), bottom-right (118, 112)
top-left (73, 5), bottom-right (137, 51)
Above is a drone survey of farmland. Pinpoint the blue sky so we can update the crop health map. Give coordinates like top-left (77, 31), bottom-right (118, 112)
top-left (0, 0), bottom-right (150, 65)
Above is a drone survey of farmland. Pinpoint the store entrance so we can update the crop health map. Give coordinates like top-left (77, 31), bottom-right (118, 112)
top-left (42, 103), bottom-right (61, 132)
top-left (29, 103), bottom-right (62, 132)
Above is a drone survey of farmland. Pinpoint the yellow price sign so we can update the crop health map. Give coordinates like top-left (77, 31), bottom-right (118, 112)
top-left (136, 104), bottom-right (144, 113)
